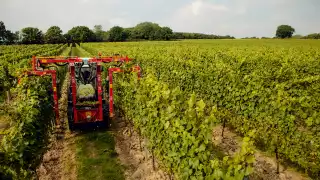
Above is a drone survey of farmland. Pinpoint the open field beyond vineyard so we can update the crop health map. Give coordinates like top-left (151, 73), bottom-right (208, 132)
top-left (1, 39), bottom-right (320, 180)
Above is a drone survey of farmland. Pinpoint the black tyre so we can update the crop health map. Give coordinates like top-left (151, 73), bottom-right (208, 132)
top-left (67, 105), bottom-right (74, 131)
top-left (103, 104), bottom-right (110, 128)
top-left (68, 86), bottom-right (73, 105)
top-left (0, 173), bottom-right (12, 180)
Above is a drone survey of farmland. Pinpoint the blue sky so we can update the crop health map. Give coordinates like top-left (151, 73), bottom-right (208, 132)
top-left (1, 0), bottom-right (319, 38)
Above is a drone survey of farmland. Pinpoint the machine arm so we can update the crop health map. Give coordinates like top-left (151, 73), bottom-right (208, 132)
top-left (32, 55), bottom-right (133, 70)
top-left (25, 54), bottom-right (140, 126)
top-left (108, 66), bottom-right (141, 118)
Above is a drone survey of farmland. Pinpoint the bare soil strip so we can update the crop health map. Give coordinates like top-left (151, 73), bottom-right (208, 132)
top-left (113, 119), bottom-right (169, 180)
top-left (212, 125), bottom-right (311, 180)
top-left (36, 71), bottom-right (78, 180)
top-left (37, 134), bottom-right (77, 180)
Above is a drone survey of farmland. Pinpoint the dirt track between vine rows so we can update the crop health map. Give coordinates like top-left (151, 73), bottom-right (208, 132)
top-left (212, 125), bottom-right (310, 180)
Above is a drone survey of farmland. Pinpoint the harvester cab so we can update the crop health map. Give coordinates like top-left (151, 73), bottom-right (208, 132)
top-left (24, 54), bottom-right (141, 130)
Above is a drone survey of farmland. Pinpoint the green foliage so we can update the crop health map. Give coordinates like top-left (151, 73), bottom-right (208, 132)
top-left (123, 28), bottom-right (134, 40)
top-left (3, 31), bottom-right (18, 45)
top-left (0, 44), bottom-right (66, 97)
top-left (0, 76), bottom-right (54, 179)
top-left (82, 39), bottom-right (320, 178)
top-left (154, 27), bottom-right (173, 40)
top-left (1, 21), bottom-right (235, 44)
top-left (292, 34), bottom-right (303, 39)
top-left (131, 22), bottom-right (160, 40)
top-left (67, 26), bottom-right (96, 43)
top-left (112, 70), bottom-right (255, 179)
top-left (0, 21), bottom-right (19, 45)
top-left (63, 33), bottom-right (72, 44)
top-left (302, 33), bottom-right (320, 39)
top-left (107, 26), bottom-right (127, 42)
top-left (21, 27), bottom-right (44, 44)
top-left (106, 23), bottom-right (175, 42)
top-left (0, 21), bottom-right (5, 41)
top-left (0, 44), bottom-right (68, 179)
top-left (276, 25), bottom-right (295, 38)
top-left (174, 32), bottom-right (234, 39)
top-left (129, 22), bottom-right (174, 41)
top-left (241, 37), bottom-right (258, 39)
top-left (93, 25), bottom-right (104, 42)
top-left (44, 26), bottom-right (65, 44)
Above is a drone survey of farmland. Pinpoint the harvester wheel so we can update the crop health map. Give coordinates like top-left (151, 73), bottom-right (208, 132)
top-left (67, 106), bottom-right (74, 131)
top-left (68, 87), bottom-right (72, 105)
top-left (103, 104), bottom-right (110, 128)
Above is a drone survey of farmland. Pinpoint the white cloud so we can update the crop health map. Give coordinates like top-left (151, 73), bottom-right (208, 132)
top-left (167, 0), bottom-right (231, 35)
top-left (190, 0), bottom-right (229, 16)
top-left (0, 0), bottom-right (319, 38)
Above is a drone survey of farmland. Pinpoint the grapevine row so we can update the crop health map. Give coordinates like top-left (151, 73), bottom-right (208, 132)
top-left (0, 44), bottom-right (69, 179)
top-left (82, 40), bottom-right (320, 178)
top-left (80, 44), bottom-right (256, 179)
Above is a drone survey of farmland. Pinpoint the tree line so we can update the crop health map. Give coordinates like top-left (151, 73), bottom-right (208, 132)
top-left (0, 21), bottom-right (235, 45)
top-left (242, 25), bottom-right (320, 39)
top-left (1, 22), bottom-right (318, 45)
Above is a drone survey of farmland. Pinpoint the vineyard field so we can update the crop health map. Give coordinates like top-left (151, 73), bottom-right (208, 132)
top-left (1, 39), bottom-right (320, 180)
top-left (81, 39), bottom-right (320, 179)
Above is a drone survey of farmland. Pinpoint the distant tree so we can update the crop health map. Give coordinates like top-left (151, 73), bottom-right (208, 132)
top-left (123, 27), bottom-right (134, 41)
top-left (4, 30), bottom-right (16, 44)
top-left (103, 31), bottom-right (110, 41)
top-left (129, 22), bottom-right (175, 40)
top-left (276, 25), bottom-right (295, 38)
top-left (303, 33), bottom-right (320, 39)
top-left (67, 26), bottom-right (95, 43)
top-left (0, 21), bottom-right (6, 43)
top-left (131, 22), bottom-right (161, 40)
top-left (172, 32), bottom-right (233, 40)
top-left (292, 34), bottom-right (303, 39)
top-left (93, 25), bottom-right (104, 42)
top-left (0, 21), bottom-right (18, 44)
top-left (63, 33), bottom-right (71, 44)
top-left (155, 27), bottom-right (173, 40)
top-left (224, 35), bottom-right (235, 39)
top-left (107, 26), bottom-right (127, 42)
top-left (21, 27), bottom-right (44, 44)
top-left (173, 32), bottom-right (184, 39)
top-left (14, 31), bottom-right (21, 43)
top-left (44, 26), bottom-right (65, 44)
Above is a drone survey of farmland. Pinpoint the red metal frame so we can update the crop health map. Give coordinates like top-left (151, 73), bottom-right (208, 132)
top-left (69, 62), bottom-right (78, 122)
top-left (25, 55), bottom-right (140, 126)
top-left (33, 56), bottom-right (132, 66)
top-left (108, 66), bottom-right (141, 118)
